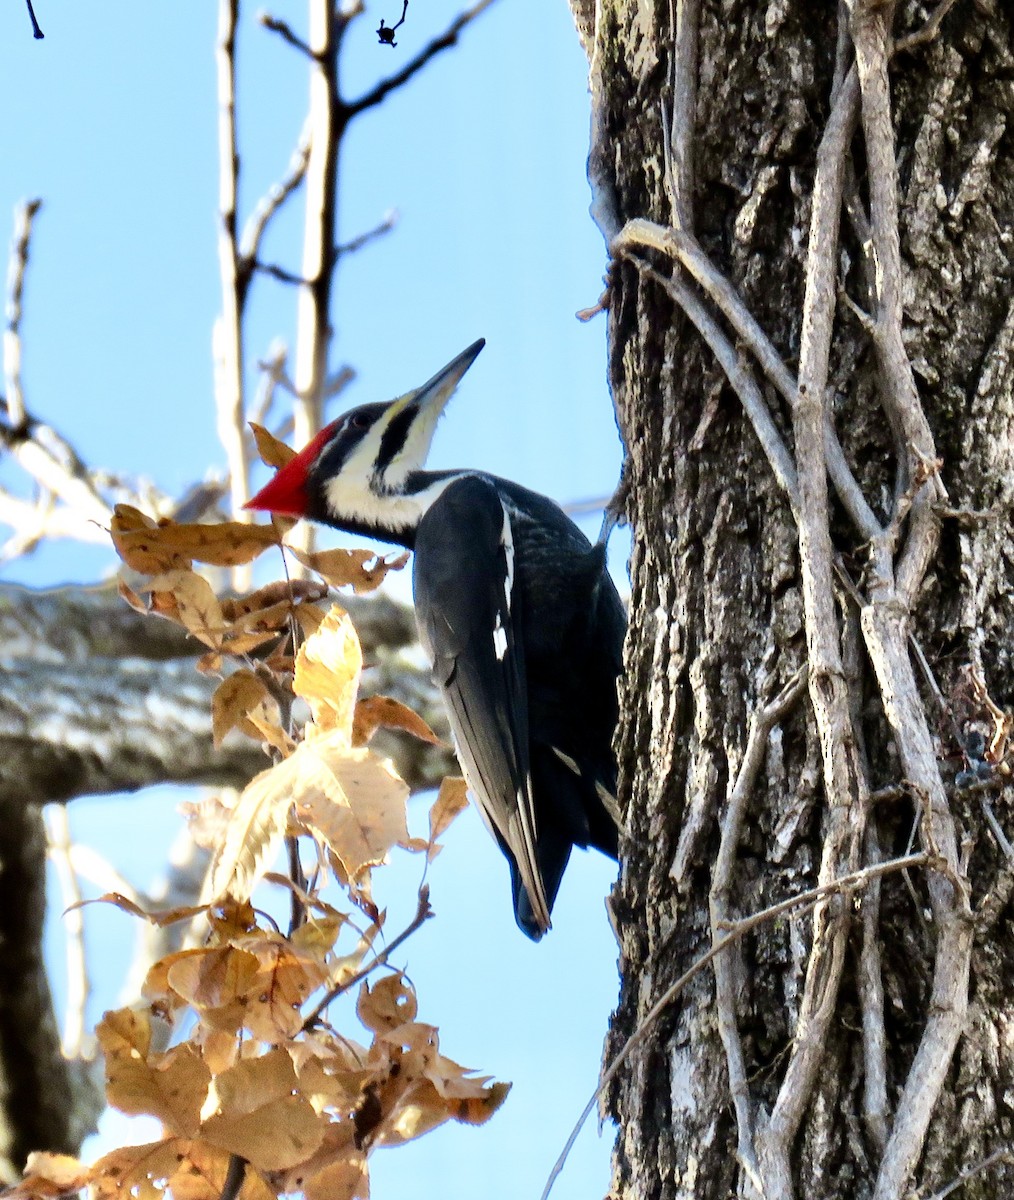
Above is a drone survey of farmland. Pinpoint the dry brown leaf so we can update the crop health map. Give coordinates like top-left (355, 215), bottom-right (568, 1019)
top-left (207, 761), bottom-right (293, 903)
top-left (293, 736), bottom-right (410, 882)
top-left (111, 504), bottom-right (191, 572)
top-left (229, 939), bottom-right (328, 1041)
top-left (288, 545), bottom-right (409, 594)
top-left (68, 891), bottom-right (208, 927)
top-left (146, 570), bottom-right (226, 648)
top-left (250, 421), bottom-right (296, 468)
top-left (200, 1050), bottom-right (325, 1172)
top-left (301, 1155), bottom-right (370, 1200)
top-left (427, 776), bottom-right (470, 857)
top-left (357, 974), bottom-right (418, 1034)
top-left (161, 521), bottom-right (280, 569)
top-left (203, 1094), bottom-right (324, 1173)
top-left (294, 605), bottom-right (362, 737)
top-left (117, 578), bottom-right (148, 614)
top-left (212, 671), bottom-right (270, 748)
top-left (92, 1138), bottom-right (274, 1200)
top-left (274, 1125), bottom-right (366, 1200)
top-left (366, 1023), bottom-right (510, 1146)
top-left (294, 602), bottom-right (329, 639)
top-left (162, 945), bottom-right (262, 1034)
top-left (15, 1152), bottom-right (90, 1197)
top-left (98, 1009), bottom-right (210, 1136)
top-left (353, 695), bottom-right (444, 749)
top-left (113, 507), bottom-right (282, 572)
top-left (241, 709), bottom-right (296, 757)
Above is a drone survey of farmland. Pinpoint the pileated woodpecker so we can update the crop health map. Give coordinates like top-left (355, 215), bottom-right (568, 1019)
top-left (246, 340), bottom-right (624, 939)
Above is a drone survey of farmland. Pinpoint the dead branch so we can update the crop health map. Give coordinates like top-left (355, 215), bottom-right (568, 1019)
top-left (3, 197), bottom-right (41, 430)
top-left (710, 666), bottom-right (807, 1184)
top-left (214, 0), bottom-right (251, 522)
top-left (345, 0), bottom-right (499, 117)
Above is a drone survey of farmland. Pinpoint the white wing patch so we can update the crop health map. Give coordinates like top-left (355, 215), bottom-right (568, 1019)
top-left (499, 502), bottom-right (515, 608)
top-left (493, 610), bottom-right (508, 661)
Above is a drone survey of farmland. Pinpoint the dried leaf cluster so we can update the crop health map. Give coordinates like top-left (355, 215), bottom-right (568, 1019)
top-left (13, 445), bottom-right (502, 1199)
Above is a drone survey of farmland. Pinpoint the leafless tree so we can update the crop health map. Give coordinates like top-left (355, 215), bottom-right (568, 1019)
top-left (0, 0), bottom-right (487, 1175)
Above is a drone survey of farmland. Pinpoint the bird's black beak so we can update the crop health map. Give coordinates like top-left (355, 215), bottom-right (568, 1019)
top-left (408, 338), bottom-right (485, 422)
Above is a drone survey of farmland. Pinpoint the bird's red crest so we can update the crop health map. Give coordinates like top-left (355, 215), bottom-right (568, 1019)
top-left (245, 422), bottom-right (338, 516)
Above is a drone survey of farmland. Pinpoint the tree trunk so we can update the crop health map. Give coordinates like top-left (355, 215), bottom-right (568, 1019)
top-left (587, 1), bottom-right (1014, 1196)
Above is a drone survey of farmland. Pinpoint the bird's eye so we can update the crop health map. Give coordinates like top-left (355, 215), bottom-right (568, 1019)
top-left (348, 411), bottom-right (371, 432)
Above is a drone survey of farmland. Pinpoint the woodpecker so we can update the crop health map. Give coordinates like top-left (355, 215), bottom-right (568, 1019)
top-left (246, 340), bottom-right (624, 939)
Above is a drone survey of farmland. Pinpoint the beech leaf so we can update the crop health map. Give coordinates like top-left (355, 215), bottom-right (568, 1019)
top-left (207, 761), bottom-right (292, 902)
top-left (353, 694), bottom-right (445, 748)
top-left (212, 670), bottom-right (271, 747)
top-left (250, 421), bottom-right (296, 468)
top-left (97, 1010), bottom-right (210, 1136)
top-left (288, 545), bottom-right (409, 594)
top-left (294, 605), bottom-right (362, 737)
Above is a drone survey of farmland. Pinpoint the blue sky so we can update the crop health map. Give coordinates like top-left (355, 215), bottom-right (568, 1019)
top-left (2, 2), bottom-right (626, 1197)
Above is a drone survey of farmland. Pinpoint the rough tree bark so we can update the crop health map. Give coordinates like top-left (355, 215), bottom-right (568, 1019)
top-left (577, 1), bottom-right (1014, 1197)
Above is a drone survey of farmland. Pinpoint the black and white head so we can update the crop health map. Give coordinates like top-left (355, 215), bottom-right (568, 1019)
top-left (246, 339), bottom-right (485, 542)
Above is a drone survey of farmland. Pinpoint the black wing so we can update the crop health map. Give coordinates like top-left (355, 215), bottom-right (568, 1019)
top-left (413, 475), bottom-right (551, 934)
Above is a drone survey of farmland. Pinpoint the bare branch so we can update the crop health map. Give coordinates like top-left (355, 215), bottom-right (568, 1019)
top-left (345, 0), bottom-right (498, 117)
top-left (255, 261), bottom-right (311, 287)
top-left (4, 198), bottom-right (41, 430)
top-left (24, 0), bottom-right (43, 39)
top-left (663, 0), bottom-right (699, 233)
top-left (301, 886), bottom-right (433, 1031)
top-left (710, 666), bottom-right (807, 1182)
top-left (239, 131), bottom-right (312, 267)
top-left (612, 217), bottom-right (882, 542)
top-left (214, 0), bottom-right (251, 523)
top-left (894, 0), bottom-right (962, 54)
top-left (44, 806), bottom-right (91, 1059)
top-left (848, 0), bottom-right (944, 604)
top-left (259, 13), bottom-right (313, 57)
top-left (625, 255), bottom-right (801, 513)
top-left (335, 209), bottom-right (399, 259)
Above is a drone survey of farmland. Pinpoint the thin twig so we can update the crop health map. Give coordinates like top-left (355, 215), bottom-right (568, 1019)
top-left (255, 261), bottom-right (311, 287)
top-left (219, 1154), bottom-right (246, 1200)
top-left (44, 806), bottom-right (91, 1059)
top-left (663, 0), bottom-right (700, 233)
top-left (612, 218), bottom-right (882, 542)
top-left (979, 796), bottom-right (1014, 867)
top-left (541, 852), bottom-right (931, 1200)
top-left (335, 209), bottom-right (399, 259)
top-left (921, 1147), bottom-right (1013, 1200)
top-left (239, 131), bottom-right (312, 270)
top-left (894, 0), bottom-right (962, 54)
top-left (300, 886), bottom-right (432, 1031)
top-left (259, 13), bottom-right (313, 56)
top-left (710, 666), bottom-right (807, 1183)
top-left (345, 0), bottom-right (498, 117)
top-left (25, 0), bottom-right (43, 38)
top-left (4, 198), bottom-right (42, 430)
top-left (626, 256), bottom-right (801, 511)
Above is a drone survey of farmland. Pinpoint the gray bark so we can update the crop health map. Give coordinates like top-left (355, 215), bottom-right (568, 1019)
top-left (584, 1), bottom-right (1014, 1197)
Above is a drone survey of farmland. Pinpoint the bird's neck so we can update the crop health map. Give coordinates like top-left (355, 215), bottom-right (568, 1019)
top-left (320, 468), bottom-right (469, 549)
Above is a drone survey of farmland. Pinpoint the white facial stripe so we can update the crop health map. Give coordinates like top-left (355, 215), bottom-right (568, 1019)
top-left (382, 398), bottom-right (443, 489)
top-left (323, 471), bottom-right (459, 533)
